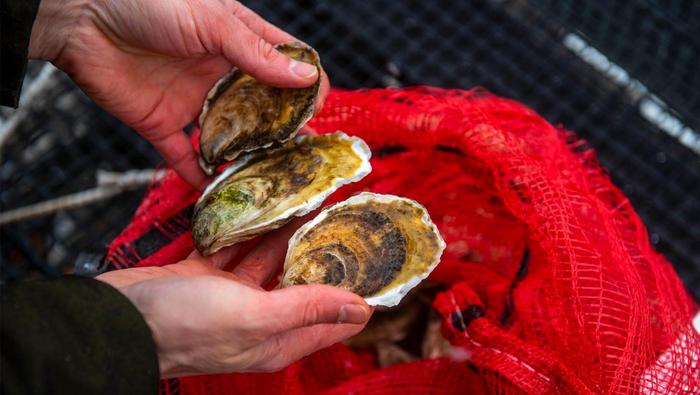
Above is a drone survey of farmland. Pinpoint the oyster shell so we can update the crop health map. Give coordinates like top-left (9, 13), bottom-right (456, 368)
top-left (192, 132), bottom-right (371, 256)
top-left (281, 193), bottom-right (446, 307)
top-left (198, 42), bottom-right (321, 174)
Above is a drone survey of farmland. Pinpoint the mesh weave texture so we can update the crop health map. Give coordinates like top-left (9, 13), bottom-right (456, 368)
top-left (105, 87), bottom-right (699, 394)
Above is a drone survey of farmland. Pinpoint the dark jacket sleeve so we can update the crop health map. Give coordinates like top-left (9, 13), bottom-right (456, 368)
top-left (1, 276), bottom-right (160, 395)
top-left (1, 0), bottom-right (42, 107)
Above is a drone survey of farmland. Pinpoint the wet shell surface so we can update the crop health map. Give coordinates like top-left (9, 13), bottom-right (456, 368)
top-left (281, 192), bottom-right (446, 307)
top-left (198, 42), bottom-right (321, 174)
top-left (192, 132), bottom-right (371, 256)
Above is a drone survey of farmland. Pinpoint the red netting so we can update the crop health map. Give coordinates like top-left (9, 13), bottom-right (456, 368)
top-left (105, 87), bottom-right (699, 394)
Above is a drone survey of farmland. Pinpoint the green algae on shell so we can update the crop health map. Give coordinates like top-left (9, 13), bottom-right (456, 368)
top-left (192, 132), bottom-right (371, 256)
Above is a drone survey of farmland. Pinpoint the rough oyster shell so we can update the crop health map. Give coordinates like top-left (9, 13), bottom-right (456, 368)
top-left (281, 192), bottom-right (446, 307)
top-left (198, 42), bottom-right (321, 174)
top-left (192, 132), bottom-right (371, 256)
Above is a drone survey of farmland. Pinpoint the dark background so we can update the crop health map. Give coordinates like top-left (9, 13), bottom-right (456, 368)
top-left (1, 0), bottom-right (698, 300)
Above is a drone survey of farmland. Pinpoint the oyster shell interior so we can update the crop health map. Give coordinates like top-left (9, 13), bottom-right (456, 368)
top-left (198, 42), bottom-right (321, 173)
top-left (282, 192), bottom-right (446, 307)
top-left (192, 132), bottom-right (371, 256)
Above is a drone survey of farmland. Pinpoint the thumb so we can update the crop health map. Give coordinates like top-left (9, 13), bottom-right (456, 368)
top-left (211, 15), bottom-right (318, 88)
top-left (264, 285), bottom-right (370, 333)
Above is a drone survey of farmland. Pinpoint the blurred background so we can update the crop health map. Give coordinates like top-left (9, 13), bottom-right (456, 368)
top-left (1, 0), bottom-right (698, 300)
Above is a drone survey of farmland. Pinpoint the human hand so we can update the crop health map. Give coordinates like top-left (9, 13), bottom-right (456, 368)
top-left (29, 0), bottom-right (330, 189)
top-left (97, 220), bottom-right (369, 378)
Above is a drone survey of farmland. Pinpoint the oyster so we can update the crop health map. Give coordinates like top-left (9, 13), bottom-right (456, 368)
top-left (192, 132), bottom-right (371, 256)
top-left (281, 192), bottom-right (446, 307)
top-left (198, 42), bottom-right (321, 173)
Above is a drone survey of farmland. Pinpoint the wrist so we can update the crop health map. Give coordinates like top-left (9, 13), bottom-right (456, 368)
top-left (118, 281), bottom-right (189, 378)
top-left (28, 0), bottom-right (88, 61)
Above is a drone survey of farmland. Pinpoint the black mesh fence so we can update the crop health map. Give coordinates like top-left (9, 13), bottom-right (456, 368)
top-left (0, 66), bottom-right (162, 280)
top-left (1, 0), bottom-right (699, 300)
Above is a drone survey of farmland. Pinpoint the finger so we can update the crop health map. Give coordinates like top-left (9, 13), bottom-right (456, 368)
top-left (187, 249), bottom-right (203, 260)
top-left (256, 323), bottom-right (365, 372)
top-left (260, 284), bottom-right (370, 334)
top-left (298, 125), bottom-right (318, 136)
top-left (232, 217), bottom-right (308, 285)
top-left (188, 240), bottom-right (260, 271)
top-left (148, 129), bottom-right (210, 190)
top-left (212, 14), bottom-right (318, 87)
top-left (228, 2), bottom-right (297, 45)
top-left (227, 2), bottom-right (329, 115)
top-left (203, 244), bottom-right (243, 270)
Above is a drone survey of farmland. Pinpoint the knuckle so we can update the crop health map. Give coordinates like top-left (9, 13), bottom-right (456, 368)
top-left (301, 299), bottom-right (324, 326)
top-left (229, 0), bottom-right (243, 13)
top-left (256, 37), bottom-right (278, 63)
top-left (269, 336), bottom-right (284, 356)
top-left (259, 23), bottom-right (270, 41)
top-left (242, 323), bottom-right (269, 343)
top-left (230, 1), bottom-right (250, 23)
top-left (259, 339), bottom-right (287, 372)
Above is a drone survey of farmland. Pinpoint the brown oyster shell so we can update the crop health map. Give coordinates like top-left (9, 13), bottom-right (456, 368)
top-left (281, 193), bottom-right (446, 307)
top-left (192, 132), bottom-right (371, 256)
top-left (198, 42), bottom-right (321, 174)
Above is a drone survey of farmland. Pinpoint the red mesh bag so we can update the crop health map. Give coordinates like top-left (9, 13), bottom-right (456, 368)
top-left (104, 87), bottom-right (700, 394)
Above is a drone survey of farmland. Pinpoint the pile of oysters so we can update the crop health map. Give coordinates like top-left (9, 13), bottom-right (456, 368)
top-left (192, 43), bottom-right (445, 307)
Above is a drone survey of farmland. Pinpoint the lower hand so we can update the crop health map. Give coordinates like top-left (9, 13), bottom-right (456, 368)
top-left (97, 221), bottom-right (369, 378)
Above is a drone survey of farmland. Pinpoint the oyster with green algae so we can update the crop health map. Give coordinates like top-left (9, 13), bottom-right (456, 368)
top-left (281, 192), bottom-right (446, 307)
top-left (192, 132), bottom-right (371, 256)
top-left (198, 42), bottom-right (321, 174)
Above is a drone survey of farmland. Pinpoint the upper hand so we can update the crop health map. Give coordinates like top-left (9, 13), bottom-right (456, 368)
top-left (29, 0), bottom-right (330, 189)
top-left (97, 219), bottom-right (370, 378)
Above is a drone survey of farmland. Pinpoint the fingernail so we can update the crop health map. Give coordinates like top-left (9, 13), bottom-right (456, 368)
top-left (289, 59), bottom-right (318, 79)
top-left (338, 304), bottom-right (369, 324)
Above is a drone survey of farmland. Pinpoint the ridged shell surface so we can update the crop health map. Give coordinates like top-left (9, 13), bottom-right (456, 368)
top-left (192, 132), bottom-right (371, 256)
top-left (282, 192), bottom-right (445, 307)
top-left (198, 42), bottom-right (321, 173)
